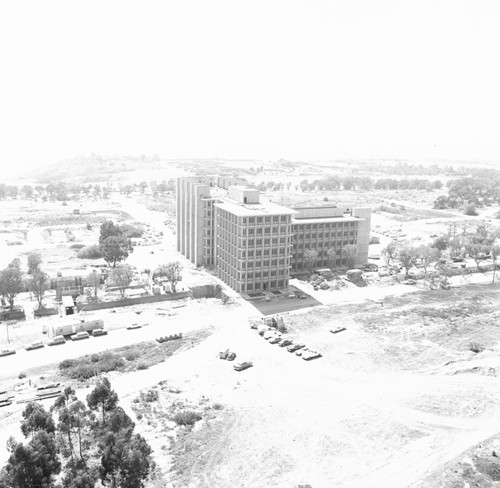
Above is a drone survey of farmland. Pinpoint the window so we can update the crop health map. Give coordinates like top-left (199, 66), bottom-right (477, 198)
top-left (249, 217), bottom-right (255, 224)
top-left (257, 217), bottom-right (263, 224)
top-left (256, 238), bottom-right (262, 246)
top-left (256, 249), bottom-right (262, 257)
top-left (264, 238), bottom-right (270, 246)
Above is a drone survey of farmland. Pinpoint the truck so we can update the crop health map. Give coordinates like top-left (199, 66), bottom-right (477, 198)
top-left (50, 319), bottom-right (104, 338)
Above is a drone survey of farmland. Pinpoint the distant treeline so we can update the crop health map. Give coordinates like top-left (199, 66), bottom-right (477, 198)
top-left (255, 176), bottom-right (444, 192)
top-left (0, 179), bottom-right (175, 201)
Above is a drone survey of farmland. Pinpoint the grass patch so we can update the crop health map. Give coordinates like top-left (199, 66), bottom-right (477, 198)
top-left (173, 411), bottom-right (202, 426)
top-left (58, 329), bottom-right (212, 382)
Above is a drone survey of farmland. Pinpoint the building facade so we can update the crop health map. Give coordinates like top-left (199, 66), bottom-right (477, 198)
top-left (176, 177), bottom-right (371, 294)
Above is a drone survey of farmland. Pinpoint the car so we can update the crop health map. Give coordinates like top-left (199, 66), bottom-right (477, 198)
top-left (278, 339), bottom-right (293, 348)
top-left (48, 336), bottom-right (66, 346)
top-left (263, 330), bottom-right (280, 340)
top-left (287, 343), bottom-right (305, 352)
top-left (127, 323), bottom-right (143, 330)
top-left (258, 326), bottom-right (271, 336)
top-left (233, 361), bottom-right (253, 371)
top-left (92, 328), bottom-right (108, 336)
top-left (430, 233), bottom-right (438, 238)
top-left (71, 331), bottom-right (90, 341)
top-left (0, 348), bottom-right (16, 357)
top-left (403, 279), bottom-right (417, 285)
top-left (297, 293), bottom-right (307, 299)
top-left (226, 352), bottom-right (236, 361)
top-left (302, 349), bottom-right (322, 361)
top-left (25, 341), bottom-right (44, 351)
top-left (330, 327), bottom-right (346, 334)
top-left (219, 349), bottom-right (229, 360)
top-left (268, 336), bottom-right (282, 344)
top-left (369, 254), bottom-right (380, 260)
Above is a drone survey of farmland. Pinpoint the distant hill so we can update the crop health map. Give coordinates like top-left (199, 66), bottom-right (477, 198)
top-left (27, 155), bottom-right (183, 184)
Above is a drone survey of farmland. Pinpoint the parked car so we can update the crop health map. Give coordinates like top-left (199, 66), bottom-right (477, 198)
top-left (127, 323), bottom-right (143, 330)
top-left (287, 343), bottom-right (305, 353)
top-left (233, 361), bottom-right (253, 371)
top-left (0, 348), bottom-right (16, 357)
top-left (297, 293), bottom-right (306, 299)
top-left (403, 279), bottom-right (417, 285)
top-left (25, 341), bottom-right (44, 351)
top-left (71, 331), bottom-right (90, 341)
top-left (369, 254), bottom-right (380, 260)
top-left (268, 336), bottom-right (282, 344)
top-left (263, 330), bottom-right (280, 340)
top-left (302, 349), bottom-right (322, 361)
top-left (226, 352), bottom-right (236, 361)
top-left (330, 327), bottom-right (347, 334)
top-left (219, 349), bottom-right (229, 360)
top-left (48, 336), bottom-right (66, 346)
top-left (278, 339), bottom-right (293, 348)
top-left (92, 328), bottom-right (108, 336)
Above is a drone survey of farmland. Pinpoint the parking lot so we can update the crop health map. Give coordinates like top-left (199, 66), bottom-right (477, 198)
top-left (245, 286), bottom-right (321, 315)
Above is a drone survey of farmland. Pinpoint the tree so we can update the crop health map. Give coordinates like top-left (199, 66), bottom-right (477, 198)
top-left (154, 262), bottom-right (183, 293)
top-left (326, 247), bottom-right (337, 268)
top-left (381, 240), bottom-right (398, 267)
top-left (397, 241), bottom-right (419, 276)
top-left (86, 271), bottom-right (102, 300)
top-left (109, 267), bottom-right (134, 299)
top-left (100, 236), bottom-right (132, 267)
top-left (2, 432), bottom-right (61, 488)
top-left (99, 431), bottom-right (152, 488)
top-left (491, 244), bottom-right (500, 283)
top-left (99, 221), bottom-right (122, 246)
top-left (20, 185), bottom-right (34, 199)
top-left (303, 249), bottom-right (319, 271)
top-left (433, 195), bottom-right (449, 209)
top-left (465, 225), bottom-right (494, 269)
top-left (0, 265), bottom-right (24, 310)
top-left (342, 244), bottom-right (357, 268)
top-left (27, 252), bottom-right (42, 275)
top-left (431, 235), bottom-right (449, 251)
top-left (21, 402), bottom-right (56, 438)
top-left (416, 245), bottom-right (440, 276)
top-left (87, 378), bottom-right (119, 424)
top-left (27, 271), bottom-right (49, 309)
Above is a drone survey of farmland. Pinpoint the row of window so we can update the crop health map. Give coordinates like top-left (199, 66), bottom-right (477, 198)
top-left (293, 221), bottom-right (357, 231)
top-left (242, 215), bottom-right (289, 225)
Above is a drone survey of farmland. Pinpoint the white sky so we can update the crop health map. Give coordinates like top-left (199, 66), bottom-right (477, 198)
top-left (0, 0), bottom-right (499, 175)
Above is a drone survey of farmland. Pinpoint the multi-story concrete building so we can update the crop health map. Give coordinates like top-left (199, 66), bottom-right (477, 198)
top-left (176, 176), bottom-right (371, 294)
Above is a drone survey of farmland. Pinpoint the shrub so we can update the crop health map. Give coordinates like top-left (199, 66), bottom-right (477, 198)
top-left (469, 342), bottom-right (484, 353)
top-left (70, 243), bottom-right (85, 250)
top-left (18, 372), bottom-right (26, 379)
top-left (77, 244), bottom-right (103, 259)
top-left (125, 352), bottom-right (138, 361)
top-left (464, 204), bottom-right (478, 216)
top-left (212, 403), bottom-right (224, 410)
top-left (137, 362), bottom-right (148, 370)
top-left (173, 411), bottom-right (202, 426)
top-left (143, 389), bottom-right (159, 402)
top-left (119, 224), bottom-right (144, 238)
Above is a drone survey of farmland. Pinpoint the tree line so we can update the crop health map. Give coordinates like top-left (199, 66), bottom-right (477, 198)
top-left (381, 224), bottom-right (500, 283)
top-left (256, 176), bottom-right (444, 193)
top-left (0, 179), bottom-right (175, 202)
top-left (0, 378), bottom-right (153, 488)
top-left (433, 175), bottom-right (500, 214)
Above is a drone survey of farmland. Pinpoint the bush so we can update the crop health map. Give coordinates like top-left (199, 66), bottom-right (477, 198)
top-left (173, 411), bottom-right (202, 426)
top-left (125, 352), bottom-right (138, 361)
top-left (469, 342), bottom-right (484, 353)
top-left (142, 389), bottom-right (159, 402)
top-left (18, 372), bottom-right (26, 379)
top-left (70, 243), bottom-right (85, 250)
top-left (137, 362), bottom-right (148, 370)
top-left (463, 204), bottom-right (478, 216)
top-left (77, 244), bottom-right (103, 259)
top-left (119, 224), bottom-right (144, 238)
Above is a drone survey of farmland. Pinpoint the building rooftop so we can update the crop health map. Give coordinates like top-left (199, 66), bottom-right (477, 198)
top-left (214, 198), bottom-right (296, 217)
